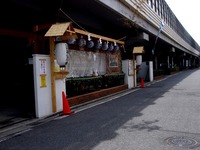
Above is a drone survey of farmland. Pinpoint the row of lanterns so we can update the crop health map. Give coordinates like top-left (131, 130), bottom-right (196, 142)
top-left (54, 34), bottom-right (122, 67)
top-left (67, 34), bottom-right (120, 51)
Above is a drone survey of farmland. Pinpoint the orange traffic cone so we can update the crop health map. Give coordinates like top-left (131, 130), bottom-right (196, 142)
top-left (140, 78), bottom-right (145, 88)
top-left (62, 91), bottom-right (74, 115)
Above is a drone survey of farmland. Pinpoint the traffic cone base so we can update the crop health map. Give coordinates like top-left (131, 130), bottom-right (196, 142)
top-left (140, 78), bottom-right (145, 88)
top-left (62, 91), bottom-right (74, 115)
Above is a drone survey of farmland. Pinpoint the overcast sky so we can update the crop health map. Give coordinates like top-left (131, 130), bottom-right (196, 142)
top-left (165, 0), bottom-right (200, 46)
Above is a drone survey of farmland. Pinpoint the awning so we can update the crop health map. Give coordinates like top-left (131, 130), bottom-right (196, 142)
top-left (133, 46), bottom-right (145, 54)
top-left (44, 22), bottom-right (76, 37)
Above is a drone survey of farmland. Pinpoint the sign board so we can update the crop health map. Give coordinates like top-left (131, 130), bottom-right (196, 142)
top-left (133, 46), bottom-right (145, 54)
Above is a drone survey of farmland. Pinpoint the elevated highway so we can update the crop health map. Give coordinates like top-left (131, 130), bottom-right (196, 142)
top-left (97, 0), bottom-right (199, 64)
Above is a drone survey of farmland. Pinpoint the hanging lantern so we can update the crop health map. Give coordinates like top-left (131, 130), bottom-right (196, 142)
top-left (95, 38), bottom-right (102, 50)
top-left (55, 42), bottom-right (69, 67)
top-left (102, 41), bottom-right (108, 50)
top-left (113, 45), bottom-right (119, 51)
top-left (108, 43), bottom-right (114, 51)
top-left (78, 39), bottom-right (86, 47)
top-left (136, 55), bottom-right (142, 66)
top-left (95, 42), bottom-right (102, 50)
top-left (78, 35), bottom-right (86, 47)
top-left (87, 34), bottom-right (94, 48)
top-left (113, 42), bottom-right (119, 51)
top-left (67, 38), bottom-right (76, 44)
top-left (87, 40), bottom-right (94, 48)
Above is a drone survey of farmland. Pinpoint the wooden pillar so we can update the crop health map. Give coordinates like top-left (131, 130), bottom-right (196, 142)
top-left (49, 37), bottom-right (57, 112)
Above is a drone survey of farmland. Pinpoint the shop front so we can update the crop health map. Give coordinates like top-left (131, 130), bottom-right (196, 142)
top-left (33, 22), bottom-right (127, 117)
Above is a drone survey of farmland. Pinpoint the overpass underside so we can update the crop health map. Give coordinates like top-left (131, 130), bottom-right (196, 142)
top-left (96, 0), bottom-right (200, 68)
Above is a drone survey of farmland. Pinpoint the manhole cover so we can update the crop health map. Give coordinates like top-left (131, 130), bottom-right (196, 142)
top-left (165, 136), bottom-right (200, 149)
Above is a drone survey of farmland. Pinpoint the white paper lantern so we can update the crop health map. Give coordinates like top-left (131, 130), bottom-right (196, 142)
top-left (55, 42), bottom-right (69, 66)
top-left (136, 55), bottom-right (142, 66)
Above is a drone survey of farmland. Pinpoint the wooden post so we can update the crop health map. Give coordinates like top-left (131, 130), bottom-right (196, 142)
top-left (132, 47), bottom-right (145, 88)
top-left (49, 37), bottom-right (57, 112)
top-left (133, 54), bottom-right (137, 88)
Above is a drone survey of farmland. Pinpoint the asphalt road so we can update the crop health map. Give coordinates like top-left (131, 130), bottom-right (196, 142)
top-left (0, 68), bottom-right (200, 150)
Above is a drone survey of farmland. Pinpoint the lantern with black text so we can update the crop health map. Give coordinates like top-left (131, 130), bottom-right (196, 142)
top-left (55, 42), bottom-right (69, 68)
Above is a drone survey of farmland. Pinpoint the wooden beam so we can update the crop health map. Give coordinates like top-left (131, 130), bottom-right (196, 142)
top-left (0, 28), bottom-right (32, 38)
top-left (0, 28), bottom-right (46, 41)
top-left (74, 28), bottom-right (125, 45)
top-left (33, 24), bottom-right (52, 32)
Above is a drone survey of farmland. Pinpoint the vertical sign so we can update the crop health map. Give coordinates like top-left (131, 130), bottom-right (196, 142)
top-left (39, 59), bottom-right (47, 87)
top-left (128, 60), bottom-right (134, 75)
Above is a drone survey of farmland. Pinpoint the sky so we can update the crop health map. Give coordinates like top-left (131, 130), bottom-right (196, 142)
top-left (165, 0), bottom-right (200, 46)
